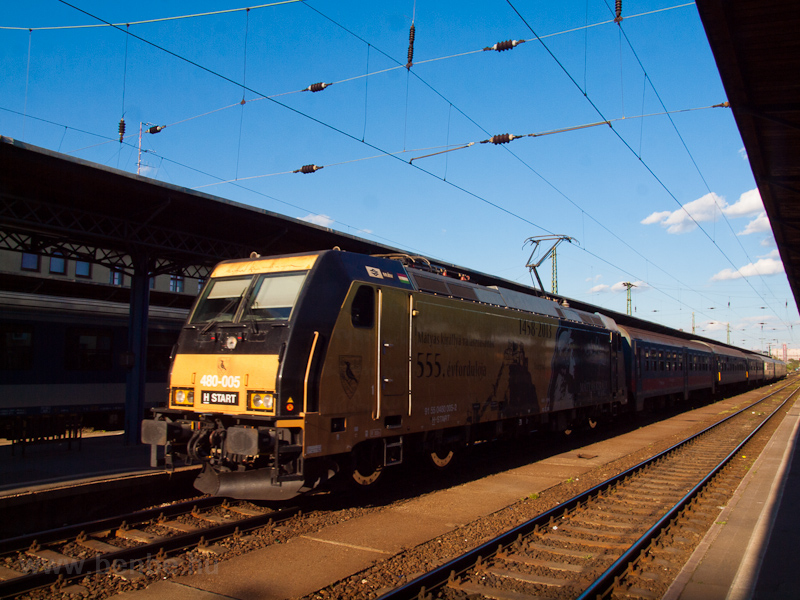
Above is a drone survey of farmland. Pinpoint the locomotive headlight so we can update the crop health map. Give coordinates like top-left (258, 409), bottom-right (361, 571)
top-left (171, 387), bottom-right (195, 407)
top-left (248, 391), bottom-right (274, 412)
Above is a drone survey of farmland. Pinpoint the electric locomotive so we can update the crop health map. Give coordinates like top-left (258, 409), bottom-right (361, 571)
top-left (142, 249), bottom-right (629, 500)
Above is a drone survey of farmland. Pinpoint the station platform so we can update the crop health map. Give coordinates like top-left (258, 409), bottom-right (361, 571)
top-left (666, 394), bottom-right (800, 600)
top-left (0, 431), bottom-right (199, 537)
top-left (0, 430), bottom-right (153, 494)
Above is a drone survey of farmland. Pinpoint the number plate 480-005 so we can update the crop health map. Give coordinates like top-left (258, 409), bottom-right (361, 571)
top-left (201, 391), bottom-right (239, 405)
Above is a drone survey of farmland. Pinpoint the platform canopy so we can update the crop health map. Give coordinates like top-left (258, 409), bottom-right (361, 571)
top-left (696, 0), bottom-right (800, 310)
top-left (0, 135), bottom-right (404, 286)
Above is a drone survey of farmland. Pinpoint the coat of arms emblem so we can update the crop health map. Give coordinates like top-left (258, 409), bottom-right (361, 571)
top-left (339, 355), bottom-right (361, 398)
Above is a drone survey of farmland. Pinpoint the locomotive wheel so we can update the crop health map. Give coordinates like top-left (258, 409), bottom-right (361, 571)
top-left (348, 441), bottom-right (384, 488)
top-left (350, 464), bottom-right (383, 487)
top-left (428, 447), bottom-right (456, 470)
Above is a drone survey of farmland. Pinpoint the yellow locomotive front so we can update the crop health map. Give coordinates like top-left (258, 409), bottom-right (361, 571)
top-left (142, 253), bottom-right (327, 500)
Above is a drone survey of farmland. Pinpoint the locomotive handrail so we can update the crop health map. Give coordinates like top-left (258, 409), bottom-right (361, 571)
top-left (407, 293), bottom-right (414, 416)
top-left (376, 288), bottom-right (383, 420)
top-left (304, 331), bottom-right (320, 414)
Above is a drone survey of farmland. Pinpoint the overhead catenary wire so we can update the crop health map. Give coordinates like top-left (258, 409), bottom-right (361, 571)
top-left (603, 0), bottom-right (785, 322)
top-left (287, 1), bottom-right (761, 331)
top-left (505, 0), bottom-right (790, 334)
top-left (0, 1), bottom-right (304, 30)
top-left (51, 0), bottom-right (735, 330)
top-left (9, 1), bottom-right (782, 346)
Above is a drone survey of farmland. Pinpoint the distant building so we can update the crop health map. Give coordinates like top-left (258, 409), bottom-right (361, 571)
top-left (770, 346), bottom-right (798, 362)
top-left (2, 249), bottom-right (204, 295)
top-left (1, 247), bottom-right (195, 427)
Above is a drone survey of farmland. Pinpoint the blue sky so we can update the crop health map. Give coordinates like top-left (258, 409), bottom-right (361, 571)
top-left (1, 1), bottom-right (796, 355)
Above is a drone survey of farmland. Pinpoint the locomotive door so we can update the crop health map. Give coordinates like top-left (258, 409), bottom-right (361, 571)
top-left (375, 287), bottom-right (411, 420)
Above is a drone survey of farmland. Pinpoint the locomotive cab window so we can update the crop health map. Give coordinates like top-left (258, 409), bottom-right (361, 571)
top-left (351, 285), bottom-right (375, 328)
top-left (241, 272), bottom-right (306, 322)
top-left (190, 272), bottom-right (307, 325)
top-left (191, 277), bottom-right (251, 324)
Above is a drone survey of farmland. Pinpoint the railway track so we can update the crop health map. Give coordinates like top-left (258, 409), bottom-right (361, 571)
top-left (0, 496), bottom-right (295, 599)
top-left (375, 381), bottom-right (798, 600)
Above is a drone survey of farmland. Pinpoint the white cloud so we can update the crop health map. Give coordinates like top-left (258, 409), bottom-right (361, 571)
top-left (725, 188), bottom-right (763, 217)
top-left (301, 213), bottom-right (334, 227)
top-left (710, 254), bottom-right (784, 281)
top-left (641, 188), bottom-right (765, 235)
top-left (589, 280), bottom-right (648, 294)
top-left (739, 147), bottom-right (748, 160)
top-left (641, 192), bottom-right (724, 234)
top-left (641, 210), bottom-right (673, 226)
top-left (760, 235), bottom-right (776, 247)
top-left (738, 211), bottom-right (771, 235)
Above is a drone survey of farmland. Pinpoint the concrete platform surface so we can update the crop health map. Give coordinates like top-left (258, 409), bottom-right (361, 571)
top-left (0, 431), bottom-right (154, 495)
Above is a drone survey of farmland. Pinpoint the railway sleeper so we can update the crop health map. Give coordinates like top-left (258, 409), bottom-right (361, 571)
top-left (0, 566), bottom-right (24, 581)
top-left (486, 566), bottom-right (571, 587)
top-left (500, 552), bottom-right (587, 574)
top-left (447, 579), bottom-right (537, 600)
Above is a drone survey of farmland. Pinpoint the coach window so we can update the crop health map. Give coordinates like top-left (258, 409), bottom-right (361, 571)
top-left (65, 328), bottom-right (113, 370)
top-left (351, 285), bottom-right (375, 328)
top-left (21, 253), bottom-right (39, 272)
top-left (1, 325), bottom-right (34, 370)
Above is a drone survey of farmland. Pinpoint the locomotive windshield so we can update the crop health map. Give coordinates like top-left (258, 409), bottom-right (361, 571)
top-left (190, 272), bottom-right (307, 324)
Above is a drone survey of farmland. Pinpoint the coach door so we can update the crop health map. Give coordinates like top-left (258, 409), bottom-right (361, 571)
top-left (375, 287), bottom-right (411, 422)
top-left (635, 344), bottom-right (644, 409)
top-left (608, 332), bottom-right (618, 398)
top-left (683, 349), bottom-right (689, 400)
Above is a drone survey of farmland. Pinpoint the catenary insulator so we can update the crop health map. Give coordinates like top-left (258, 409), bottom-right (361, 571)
top-left (118, 118), bottom-right (126, 142)
top-left (305, 82), bottom-right (331, 93)
top-left (484, 39), bottom-right (525, 52)
top-left (483, 133), bottom-right (517, 145)
top-left (406, 23), bottom-right (416, 69)
top-left (147, 125), bottom-right (165, 134)
top-left (614, 0), bottom-right (623, 23)
top-left (294, 164), bottom-right (323, 174)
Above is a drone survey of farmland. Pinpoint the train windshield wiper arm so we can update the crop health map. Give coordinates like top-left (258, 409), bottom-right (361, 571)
top-left (200, 289), bottom-right (247, 334)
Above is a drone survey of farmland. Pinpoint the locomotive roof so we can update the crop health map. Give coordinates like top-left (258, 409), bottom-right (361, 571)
top-left (405, 264), bottom-right (616, 332)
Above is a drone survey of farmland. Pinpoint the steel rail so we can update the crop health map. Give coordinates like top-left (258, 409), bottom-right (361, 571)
top-left (577, 385), bottom-right (799, 599)
top-left (0, 503), bottom-right (298, 598)
top-left (377, 381), bottom-right (798, 600)
top-left (0, 496), bottom-right (223, 555)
